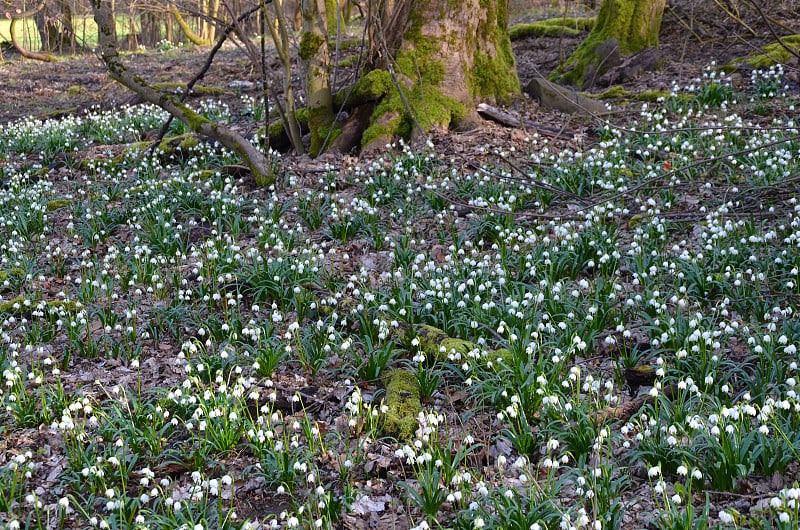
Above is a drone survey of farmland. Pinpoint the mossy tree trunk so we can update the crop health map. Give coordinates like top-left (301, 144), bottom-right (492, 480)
top-left (300, 0), bottom-right (335, 156)
top-left (359, 0), bottom-right (520, 150)
top-left (556, 0), bottom-right (666, 87)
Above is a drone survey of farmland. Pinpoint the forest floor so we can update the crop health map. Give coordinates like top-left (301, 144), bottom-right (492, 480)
top-left (2, 2), bottom-right (800, 529)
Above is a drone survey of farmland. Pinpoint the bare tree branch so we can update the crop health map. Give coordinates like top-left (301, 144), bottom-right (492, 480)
top-left (89, 0), bottom-right (274, 185)
top-left (5, 2), bottom-right (58, 62)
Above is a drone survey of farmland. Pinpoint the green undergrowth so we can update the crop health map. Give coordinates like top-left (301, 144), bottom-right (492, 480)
top-left (1, 64), bottom-right (800, 530)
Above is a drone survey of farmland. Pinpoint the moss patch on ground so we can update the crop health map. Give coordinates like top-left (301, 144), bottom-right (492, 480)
top-left (0, 268), bottom-right (24, 290)
top-left (0, 297), bottom-right (78, 315)
top-left (46, 199), bottom-right (70, 211)
top-left (729, 35), bottom-right (800, 69)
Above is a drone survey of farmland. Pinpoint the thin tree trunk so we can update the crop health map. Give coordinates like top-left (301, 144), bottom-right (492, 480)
top-left (265, 0), bottom-right (305, 153)
top-left (300, 0), bottom-right (334, 155)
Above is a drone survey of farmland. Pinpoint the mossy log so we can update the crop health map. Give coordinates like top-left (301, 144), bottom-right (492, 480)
top-left (509, 17), bottom-right (595, 40)
top-left (588, 86), bottom-right (669, 101)
top-left (381, 322), bottom-right (512, 439)
top-left (525, 77), bottom-right (611, 115)
top-left (384, 369), bottom-right (422, 440)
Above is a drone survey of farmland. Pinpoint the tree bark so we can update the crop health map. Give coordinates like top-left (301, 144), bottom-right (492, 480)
top-left (90, 0), bottom-right (275, 185)
top-left (556, 0), bottom-right (666, 88)
top-left (300, 0), bottom-right (334, 156)
top-left (359, 0), bottom-right (519, 150)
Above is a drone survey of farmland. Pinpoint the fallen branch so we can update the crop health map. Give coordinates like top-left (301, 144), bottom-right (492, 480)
top-left (593, 384), bottom-right (678, 425)
top-left (477, 103), bottom-right (575, 140)
top-left (89, 0), bottom-right (274, 185)
top-left (6, 2), bottom-right (58, 62)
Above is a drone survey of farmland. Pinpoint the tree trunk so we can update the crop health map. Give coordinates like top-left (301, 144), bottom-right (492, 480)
top-left (556, 0), bottom-right (666, 87)
top-left (140, 10), bottom-right (162, 47)
top-left (32, 0), bottom-right (74, 53)
top-left (359, 0), bottom-right (519, 150)
top-left (300, 0), bottom-right (334, 156)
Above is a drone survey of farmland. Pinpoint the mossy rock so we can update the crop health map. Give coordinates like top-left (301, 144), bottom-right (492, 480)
top-left (728, 35), bottom-right (800, 69)
top-left (46, 199), bottom-right (70, 211)
top-left (383, 369), bottom-right (421, 440)
top-left (509, 17), bottom-right (595, 41)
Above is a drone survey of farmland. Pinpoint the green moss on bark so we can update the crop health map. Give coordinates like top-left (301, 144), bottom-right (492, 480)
top-left (360, 51), bottom-right (466, 148)
top-left (300, 32), bottom-right (326, 61)
top-left (555, 0), bottom-right (664, 86)
top-left (471, 51), bottom-right (520, 101)
top-left (413, 324), bottom-right (477, 361)
top-left (384, 369), bottom-right (421, 440)
top-left (509, 17), bottom-right (595, 40)
top-left (335, 69), bottom-right (393, 107)
top-left (362, 0), bottom-right (518, 149)
top-left (468, 0), bottom-right (519, 100)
